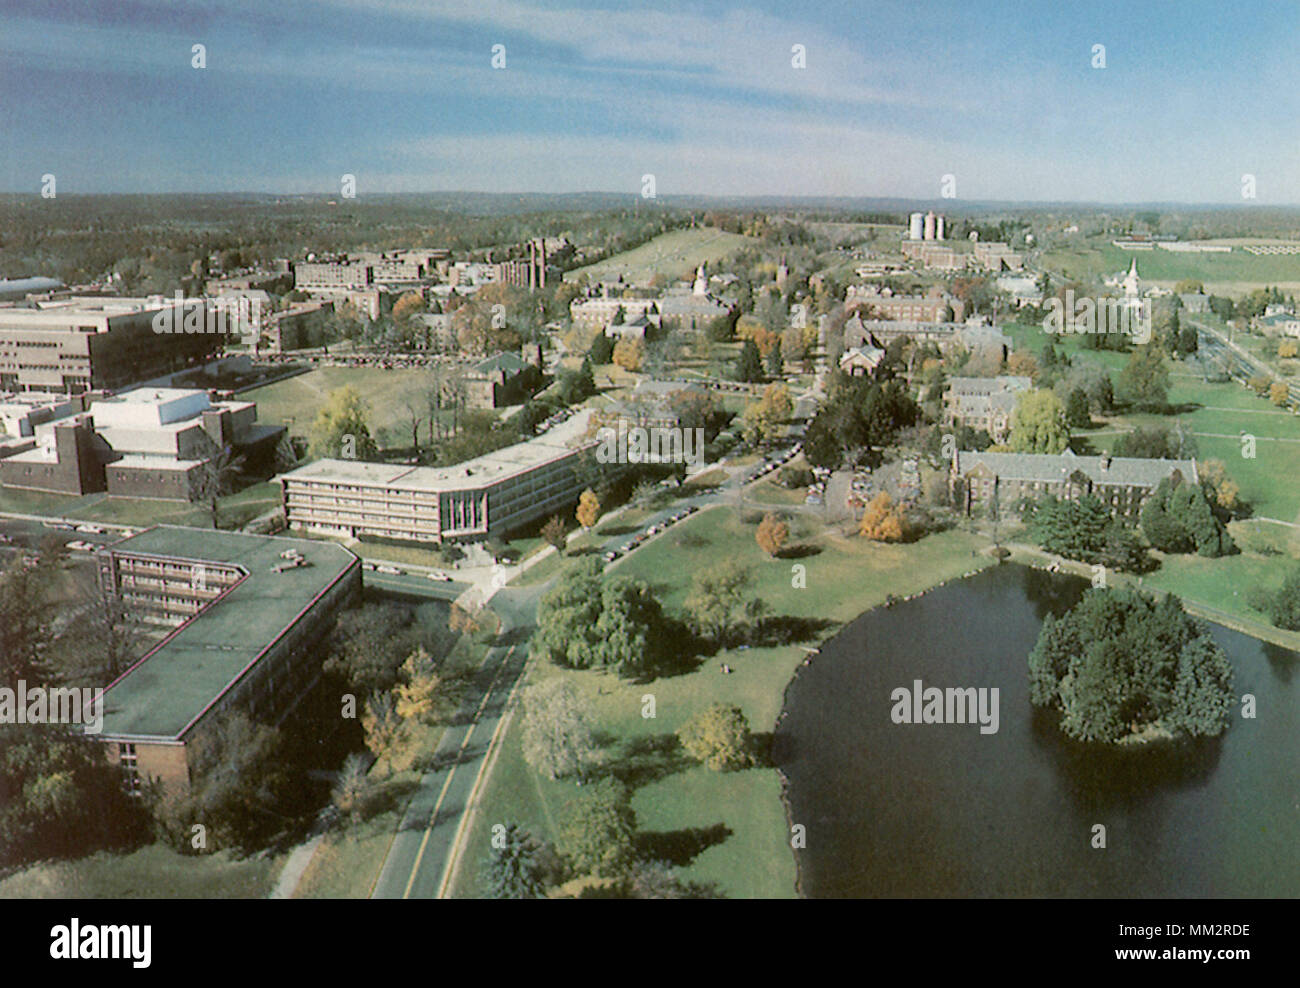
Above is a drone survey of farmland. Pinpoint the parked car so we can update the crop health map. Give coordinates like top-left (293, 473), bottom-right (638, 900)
top-left (66, 540), bottom-right (97, 553)
top-left (426, 570), bottom-right (453, 582)
top-left (75, 523), bottom-right (105, 534)
top-left (375, 564), bottom-right (402, 575)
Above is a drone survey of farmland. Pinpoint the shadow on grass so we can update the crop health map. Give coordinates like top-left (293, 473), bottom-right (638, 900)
top-left (776, 543), bottom-right (822, 560)
top-left (635, 822), bottom-right (732, 867)
top-left (607, 732), bottom-right (695, 790)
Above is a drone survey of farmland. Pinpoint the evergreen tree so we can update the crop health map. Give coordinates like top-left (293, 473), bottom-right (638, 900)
top-left (481, 822), bottom-right (549, 899)
top-left (735, 338), bottom-right (764, 383)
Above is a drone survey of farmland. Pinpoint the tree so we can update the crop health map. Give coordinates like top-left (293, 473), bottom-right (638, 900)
top-left (392, 647), bottom-right (447, 723)
top-left (612, 338), bottom-right (643, 371)
top-left (755, 512), bottom-right (789, 557)
top-left (1269, 380), bottom-right (1290, 406)
top-left (520, 680), bottom-right (597, 781)
top-left (1117, 345), bottom-right (1169, 410)
top-left (540, 515), bottom-right (566, 555)
top-left (1007, 389), bottom-right (1070, 454)
top-left (192, 441), bottom-right (246, 529)
top-left (361, 693), bottom-right (404, 770)
top-left (309, 385), bottom-right (380, 460)
top-left (575, 488), bottom-right (601, 529)
top-left (740, 382), bottom-right (792, 444)
top-left (1065, 387), bottom-right (1092, 429)
top-left (1140, 477), bottom-right (1233, 557)
top-left (683, 559), bottom-right (751, 643)
top-left (764, 339), bottom-right (784, 378)
top-left (677, 703), bottom-right (755, 771)
top-left (1006, 350), bottom-right (1040, 381)
top-left (1255, 567), bottom-right (1300, 631)
top-left (588, 331), bottom-right (614, 364)
top-left (330, 752), bottom-right (373, 827)
top-left (481, 822), bottom-right (549, 899)
top-left (859, 492), bottom-right (907, 542)
top-left (1198, 459), bottom-right (1241, 514)
top-left (558, 776), bottom-right (636, 878)
top-left (0, 558), bottom-right (52, 689)
top-left (1028, 589), bottom-right (1233, 743)
top-left (735, 338), bottom-right (764, 383)
top-left (391, 290), bottom-right (426, 328)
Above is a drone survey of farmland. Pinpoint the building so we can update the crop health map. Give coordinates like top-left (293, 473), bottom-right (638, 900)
top-left (838, 344), bottom-right (885, 377)
top-left (0, 296), bottom-right (225, 394)
top-left (264, 299), bottom-right (335, 352)
top-left (463, 350), bottom-right (543, 409)
top-left (971, 242), bottom-right (1024, 272)
top-left (279, 409), bottom-right (616, 544)
top-left (908, 212), bottom-right (925, 241)
top-left (93, 527), bottom-right (361, 796)
top-left (0, 277), bottom-right (64, 301)
top-left (0, 386), bottom-right (285, 500)
top-left (570, 296), bottom-right (659, 331)
top-left (951, 449), bottom-right (1198, 518)
top-left (942, 376), bottom-right (1032, 442)
top-left (846, 286), bottom-right (964, 322)
top-left (496, 239), bottom-right (550, 289)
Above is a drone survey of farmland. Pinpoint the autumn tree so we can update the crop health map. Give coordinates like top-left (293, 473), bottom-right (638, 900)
top-left (520, 679), bottom-right (597, 781)
top-left (612, 338), bottom-right (644, 371)
top-left (540, 515), bottom-right (567, 555)
top-left (393, 647), bottom-right (445, 723)
top-left (576, 488), bottom-right (601, 529)
top-left (361, 693), bottom-right (404, 771)
top-left (1198, 459), bottom-right (1241, 514)
top-left (755, 512), bottom-right (789, 557)
top-left (1270, 380), bottom-right (1290, 406)
top-left (676, 704), bottom-right (755, 771)
top-left (859, 491), bottom-right (907, 542)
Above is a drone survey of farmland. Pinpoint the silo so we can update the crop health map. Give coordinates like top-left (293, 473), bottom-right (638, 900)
top-left (935, 214), bottom-right (945, 240)
top-left (923, 211), bottom-right (937, 240)
top-left (909, 212), bottom-right (924, 241)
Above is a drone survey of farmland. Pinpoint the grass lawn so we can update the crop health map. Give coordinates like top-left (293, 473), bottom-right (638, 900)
top-left (0, 844), bottom-right (282, 898)
top-left (242, 366), bottom-right (436, 441)
top-left (0, 481), bottom-right (281, 529)
top-left (1138, 551), bottom-right (1300, 644)
top-left (564, 227), bottom-right (756, 285)
top-left (1040, 243), bottom-right (1300, 292)
top-left (450, 505), bottom-right (990, 898)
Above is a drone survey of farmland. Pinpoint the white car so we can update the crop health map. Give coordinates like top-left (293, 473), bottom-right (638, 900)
top-left (66, 540), bottom-right (97, 553)
top-left (375, 565), bottom-right (402, 576)
top-left (75, 524), bottom-right (105, 534)
top-left (426, 570), bottom-right (453, 582)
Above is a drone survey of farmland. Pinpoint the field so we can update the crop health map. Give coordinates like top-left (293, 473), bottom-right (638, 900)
top-left (0, 480), bottom-right (282, 529)
top-left (448, 505), bottom-right (990, 898)
top-left (0, 845), bottom-right (282, 899)
top-left (1041, 243), bottom-right (1300, 293)
top-left (242, 366), bottom-right (436, 444)
top-left (564, 227), bottom-right (755, 285)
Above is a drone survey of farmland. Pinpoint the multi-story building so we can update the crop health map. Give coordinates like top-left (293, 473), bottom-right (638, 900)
top-left (0, 386), bottom-right (285, 499)
top-left (463, 351), bottom-right (543, 409)
top-left (93, 527), bottom-right (361, 796)
top-left (942, 376), bottom-right (1032, 442)
top-left (279, 410), bottom-right (615, 544)
top-left (0, 296), bottom-right (225, 394)
top-left (971, 241), bottom-right (1024, 272)
top-left (951, 449), bottom-right (1198, 518)
top-left (846, 287), bottom-right (964, 322)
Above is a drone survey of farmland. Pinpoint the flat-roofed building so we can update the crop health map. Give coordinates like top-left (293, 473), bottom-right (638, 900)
top-left (0, 296), bottom-right (224, 394)
top-left (279, 409), bottom-right (615, 543)
top-left (94, 526), bottom-right (362, 796)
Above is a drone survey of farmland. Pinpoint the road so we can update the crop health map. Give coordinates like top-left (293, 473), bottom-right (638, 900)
top-left (369, 583), bottom-right (545, 899)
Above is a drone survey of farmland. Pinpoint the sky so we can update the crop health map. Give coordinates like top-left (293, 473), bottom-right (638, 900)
top-left (2, 0), bottom-right (1298, 203)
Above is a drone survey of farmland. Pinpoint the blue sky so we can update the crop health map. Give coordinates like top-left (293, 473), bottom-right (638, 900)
top-left (2, 0), bottom-right (1297, 203)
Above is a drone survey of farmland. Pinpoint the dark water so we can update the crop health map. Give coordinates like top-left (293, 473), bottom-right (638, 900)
top-left (775, 565), bottom-right (1300, 898)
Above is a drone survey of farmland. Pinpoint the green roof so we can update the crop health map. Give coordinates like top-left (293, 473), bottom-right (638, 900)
top-left (97, 527), bottom-right (358, 741)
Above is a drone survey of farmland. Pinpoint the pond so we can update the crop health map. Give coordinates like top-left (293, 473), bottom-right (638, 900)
top-left (775, 565), bottom-right (1300, 897)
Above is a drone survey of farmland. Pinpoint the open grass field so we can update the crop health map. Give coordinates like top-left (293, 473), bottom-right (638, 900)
top-left (0, 845), bottom-right (282, 899)
top-left (0, 480), bottom-right (281, 529)
top-left (242, 366), bottom-right (435, 442)
top-left (564, 227), bottom-right (755, 285)
top-left (1041, 243), bottom-right (1300, 293)
top-left (449, 505), bottom-right (990, 898)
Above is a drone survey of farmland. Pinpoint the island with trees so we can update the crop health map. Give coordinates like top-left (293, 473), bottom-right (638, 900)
top-left (1027, 589), bottom-right (1235, 744)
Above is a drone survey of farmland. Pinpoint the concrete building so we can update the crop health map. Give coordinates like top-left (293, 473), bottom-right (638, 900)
top-left (0, 296), bottom-right (225, 394)
top-left (279, 410), bottom-right (614, 544)
top-left (0, 387), bottom-right (284, 499)
top-left (463, 350), bottom-right (543, 409)
top-left (264, 299), bottom-right (335, 352)
top-left (94, 527), bottom-right (361, 796)
top-left (951, 449), bottom-right (1198, 519)
top-left (942, 375), bottom-right (1032, 442)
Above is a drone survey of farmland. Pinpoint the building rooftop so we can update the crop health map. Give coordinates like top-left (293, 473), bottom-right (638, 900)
top-left (96, 527), bottom-right (359, 741)
top-left (280, 408), bottom-right (597, 492)
top-left (954, 449), bottom-right (1198, 488)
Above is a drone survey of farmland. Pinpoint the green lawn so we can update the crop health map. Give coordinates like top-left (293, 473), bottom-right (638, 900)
top-left (564, 227), bottom-right (756, 285)
top-left (450, 506), bottom-right (990, 898)
top-left (0, 844), bottom-right (282, 899)
top-left (1040, 243), bottom-right (1300, 291)
top-left (242, 366), bottom-right (437, 442)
